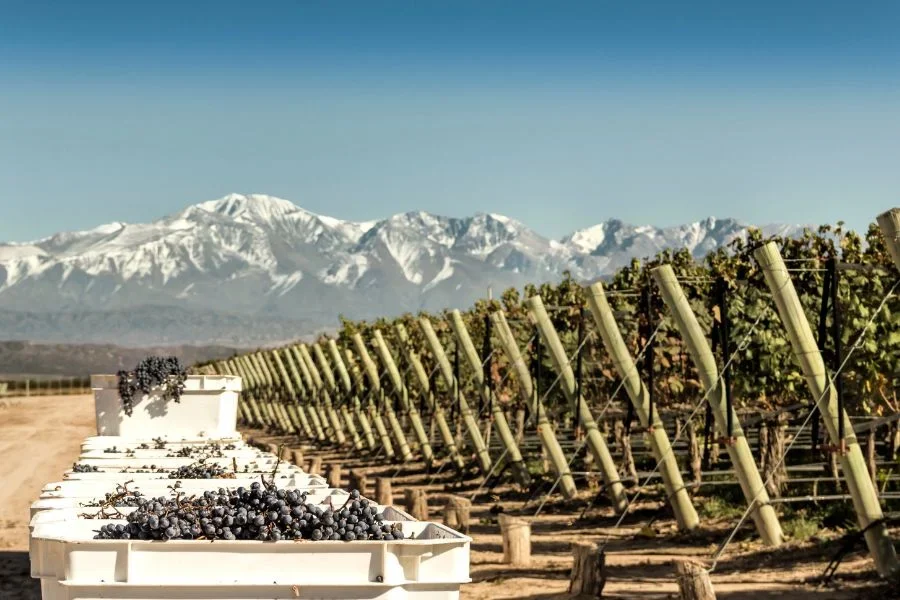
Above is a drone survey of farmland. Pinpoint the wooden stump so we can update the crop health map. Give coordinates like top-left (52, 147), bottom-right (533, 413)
top-left (348, 470), bottom-right (368, 495)
top-left (291, 449), bottom-right (304, 469)
top-left (443, 495), bottom-right (472, 533)
top-left (405, 489), bottom-right (430, 520)
top-left (866, 429), bottom-right (877, 481)
top-left (376, 477), bottom-right (393, 506)
top-left (568, 541), bottom-right (604, 597)
top-left (687, 421), bottom-right (702, 487)
top-left (308, 456), bottom-right (323, 476)
top-left (326, 463), bottom-right (342, 488)
top-left (675, 559), bottom-right (716, 600)
top-left (499, 514), bottom-right (531, 566)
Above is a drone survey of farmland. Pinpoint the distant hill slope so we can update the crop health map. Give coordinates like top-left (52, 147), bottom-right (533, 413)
top-left (0, 341), bottom-right (240, 377)
top-left (0, 193), bottom-right (805, 345)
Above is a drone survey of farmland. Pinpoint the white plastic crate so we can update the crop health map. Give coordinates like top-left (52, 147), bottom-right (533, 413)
top-left (41, 474), bottom-right (329, 498)
top-left (81, 435), bottom-right (244, 450)
top-left (31, 518), bottom-right (470, 587)
top-left (79, 447), bottom-right (264, 460)
top-left (66, 456), bottom-right (298, 474)
top-left (92, 374), bottom-right (242, 438)
top-left (39, 579), bottom-right (465, 599)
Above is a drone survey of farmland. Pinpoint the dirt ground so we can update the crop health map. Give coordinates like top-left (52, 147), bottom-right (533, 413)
top-left (1, 394), bottom-right (897, 599)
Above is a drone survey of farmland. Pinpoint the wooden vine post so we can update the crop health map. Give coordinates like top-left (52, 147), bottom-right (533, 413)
top-left (418, 317), bottom-right (493, 472)
top-left (276, 348), bottom-right (314, 438)
top-left (326, 463), bottom-right (342, 488)
top-left (372, 330), bottom-right (435, 462)
top-left (448, 309), bottom-right (531, 486)
top-left (348, 470), bottom-right (367, 494)
top-left (287, 346), bottom-right (328, 442)
top-left (490, 310), bottom-right (577, 499)
top-left (527, 295), bottom-right (628, 512)
top-left (299, 344), bottom-right (348, 445)
top-left (312, 343), bottom-right (363, 450)
top-left (876, 207), bottom-right (900, 268)
top-left (351, 333), bottom-right (403, 460)
top-left (268, 350), bottom-right (304, 435)
top-left (755, 241), bottom-right (898, 577)
top-left (246, 354), bottom-right (282, 431)
top-left (338, 345), bottom-right (380, 451)
top-left (395, 323), bottom-right (466, 469)
top-left (232, 357), bottom-right (267, 429)
top-left (652, 265), bottom-right (784, 546)
top-left (354, 334), bottom-right (413, 462)
top-left (244, 354), bottom-right (278, 430)
top-left (259, 352), bottom-right (296, 434)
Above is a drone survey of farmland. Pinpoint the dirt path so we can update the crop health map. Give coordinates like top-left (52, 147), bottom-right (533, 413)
top-left (0, 394), bottom-right (95, 550)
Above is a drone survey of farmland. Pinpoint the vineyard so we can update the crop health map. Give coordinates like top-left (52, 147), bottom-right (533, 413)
top-left (196, 210), bottom-right (900, 596)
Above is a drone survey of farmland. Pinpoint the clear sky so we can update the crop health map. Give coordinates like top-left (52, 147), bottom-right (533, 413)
top-left (2, 1), bottom-right (899, 242)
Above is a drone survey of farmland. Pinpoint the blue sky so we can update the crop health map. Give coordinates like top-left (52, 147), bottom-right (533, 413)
top-left (2, 1), bottom-right (899, 242)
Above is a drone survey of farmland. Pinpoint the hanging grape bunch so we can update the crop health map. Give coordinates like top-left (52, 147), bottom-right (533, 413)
top-left (117, 356), bottom-right (188, 416)
top-left (94, 486), bottom-right (406, 542)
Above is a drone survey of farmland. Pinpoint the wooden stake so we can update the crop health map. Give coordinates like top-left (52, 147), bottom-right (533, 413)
top-left (499, 514), bottom-right (531, 566)
top-left (755, 241), bottom-right (898, 577)
top-left (527, 295), bottom-right (627, 512)
top-left (653, 265), bottom-right (783, 546)
top-left (405, 489), bottom-right (429, 520)
top-left (586, 282), bottom-right (700, 531)
top-left (376, 477), bottom-right (393, 506)
top-left (443, 495), bottom-right (472, 533)
top-left (568, 542), bottom-right (605, 597)
top-left (291, 449), bottom-right (304, 468)
top-left (449, 309), bottom-right (530, 486)
top-left (326, 463), bottom-right (342, 488)
top-left (308, 456), bottom-right (322, 476)
top-left (675, 559), bottom-right (716, 600)
top-left (490, 310), bottom-right (577, 499)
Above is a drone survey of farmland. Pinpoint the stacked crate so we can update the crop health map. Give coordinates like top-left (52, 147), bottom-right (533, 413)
top-left (28, 374), bottom-right (471, 599)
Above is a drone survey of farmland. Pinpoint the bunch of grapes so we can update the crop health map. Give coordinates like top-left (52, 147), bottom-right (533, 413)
top-left (116, 356), bottom-right (188, 416)
top-left (93, 486), bottom-right (406, 542)
top-left (72, 463), bottom-right (101, 473)
top-left (168, 461), bottom-right (234, 480)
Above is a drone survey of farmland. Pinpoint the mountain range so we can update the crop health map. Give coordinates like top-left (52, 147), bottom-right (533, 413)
top-left (0, 194), bottom-right (803, 346)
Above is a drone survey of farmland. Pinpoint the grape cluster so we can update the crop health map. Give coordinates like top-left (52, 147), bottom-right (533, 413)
top-left (117, 356), bottom-right (188, 416)
top-left (72, 463), bottom-right (101, 473)
top-left (167, 461), bottom-right (234, 480)
top-left (93, 486), bottom-right (406, 542)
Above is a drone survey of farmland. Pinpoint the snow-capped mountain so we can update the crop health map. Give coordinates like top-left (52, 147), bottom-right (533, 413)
top-left (0, 194), bottom-right (804, 345)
